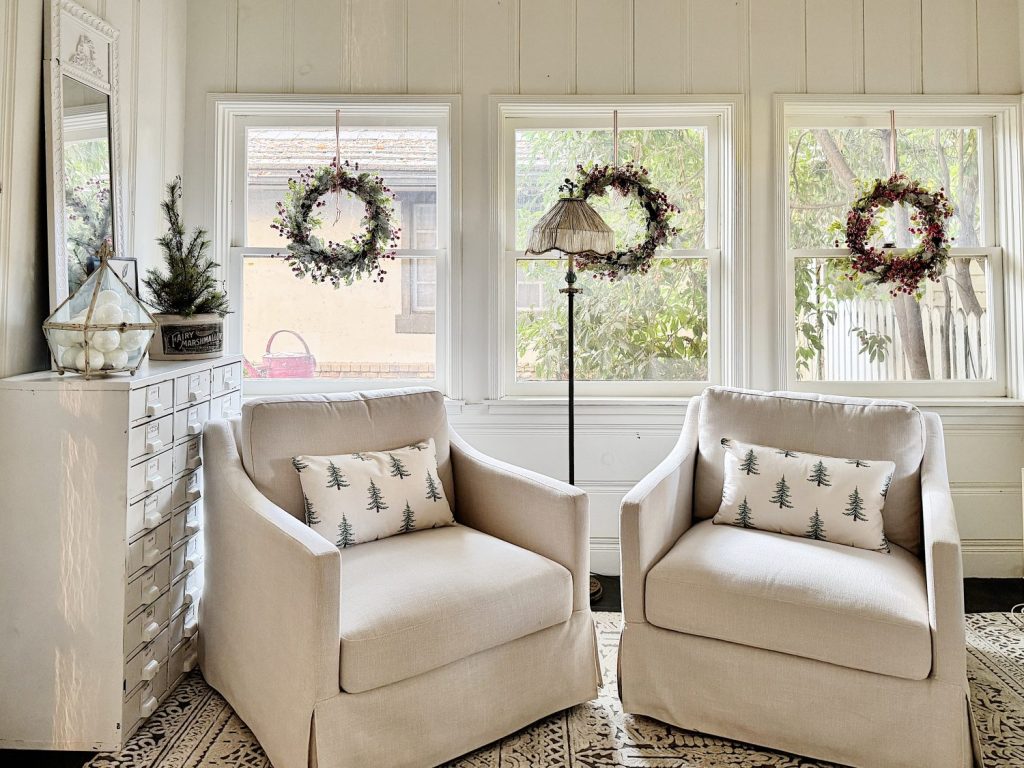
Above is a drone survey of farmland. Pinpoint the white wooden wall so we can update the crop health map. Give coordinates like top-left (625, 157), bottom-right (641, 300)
top-left (0, 0), bottom-right (186, 379)
top-left (183, 0), bottom-right (1024, 576)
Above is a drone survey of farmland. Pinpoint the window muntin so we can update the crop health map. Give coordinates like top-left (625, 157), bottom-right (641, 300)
top-left (783, 108), bottom-right (1004, 395)
top-left (501, 109), bottom-right (724, 396)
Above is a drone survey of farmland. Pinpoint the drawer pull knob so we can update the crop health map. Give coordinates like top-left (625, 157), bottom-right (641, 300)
top-left (145, 438), bottom-right (164, 453)
top-left (223, 377), bottom-right (235, 389)
top-left (143, 547), bottom-right (161, 567)
top-left (144, 511), bottom-right (162, 530)
top-left (142, 659), bottom-right (160, 681)
top-left (142, 584), bottom-right (161, 604)
top-left (184, 520), bottom-right (201, 536)
top-left (187, 456), bottom-right (202, 469)
top-left (142, 620), bottom-right (160, 642)
top-left (140, 695), bottom-right (158, 718)
top-left (183, 652), bottom-right (198, 673)
top-left (186, 422), bottom-right (202, 435)
top-left (188, 389), bottom-right (201, 402)
top-left (185, 554), bottom-right (203, 572)
top-left (146, 404), bottom-right (163, 417)
top-left (184, 587), bottom-right (200, 606)
top-left (183, 618), bottom-right (198, 638)
top-left (146, 475), bottom-right (163, 491)
top-left (185, 489), bottom-right (202, 503)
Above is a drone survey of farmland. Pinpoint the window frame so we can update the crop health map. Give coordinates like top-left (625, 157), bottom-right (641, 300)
top-left (210, 94), bottom-right (460, 397)
top-left (775, 95), bottom-right (1023, 399)
top-left (490, 96), bottom-right (743, 399)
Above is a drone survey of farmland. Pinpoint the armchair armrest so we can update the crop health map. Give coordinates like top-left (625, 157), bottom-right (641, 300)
top-left (620, 397), bottom-right (700, 623)
top-left (920, 412), bottom-right (968, 688)
top-left (201, 420), bottom-right (342, 768)
top-left (449, 429), bottom-right (590, 611)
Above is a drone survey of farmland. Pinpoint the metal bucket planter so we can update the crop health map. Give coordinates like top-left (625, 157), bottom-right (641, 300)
top-left (149, 313), bottom-right (224, 361)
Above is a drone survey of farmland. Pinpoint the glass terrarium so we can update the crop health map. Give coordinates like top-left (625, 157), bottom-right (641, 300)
top-left (42, 244), bottom-right (157, 378)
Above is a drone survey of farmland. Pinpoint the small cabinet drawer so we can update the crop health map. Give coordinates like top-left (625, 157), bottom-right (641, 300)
top-left (124, 628), bottom-right (169, 695)
top-left (125, 556), bottom-right (170, 618)
top-left (171, 533), bottom-right (204, 582)
top-left (171, 502), bottom-right (202, 546)
top-left (128, 415), bottom-right (173, 462)
top-left (174, 370), bottom-right (211, 406)
top-left (124, 593), bottom-right (169, 658)
top-left (172, 438), bottom-right (202, 476)
top-left (212, 361), bottom-right (241, 395)
top-left (168, 602), bottom-right (198, 650)
top-left (123, 663), bottom-right (168, 732)
top-left (129, 380), bottom-right (174, 423)
top-left (210, 390), bottom-right (241, 421)
top-left (170, 636), bottom-right (199, 679)
top-left (173, 402), bottom-right (210, 442)
top-left (128, 450), bottom-right (173, 501)
top-left (172, 468), bottom-right (203, 511)
top-left (127, 521), bottom-right (172, 578)
top-left (170, 565), bottom-right (203, 618)
top-left (127, 485), bottom-right (172, 542)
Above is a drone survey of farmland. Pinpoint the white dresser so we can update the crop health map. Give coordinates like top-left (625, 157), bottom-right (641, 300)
top-left (0, 356), bottom-right (241, 751)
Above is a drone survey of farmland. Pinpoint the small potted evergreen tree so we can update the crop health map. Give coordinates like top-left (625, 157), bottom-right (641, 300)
top-left (144, 177), bottom-right (230, 360)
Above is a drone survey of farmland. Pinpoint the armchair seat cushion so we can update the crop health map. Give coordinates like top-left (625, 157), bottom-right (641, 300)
top-left (338, 525), bottom-right (573, 693)
top-left (645, 520), bottom-right (932, 680)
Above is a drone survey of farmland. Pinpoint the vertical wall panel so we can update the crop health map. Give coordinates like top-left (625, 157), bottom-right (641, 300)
top-left (978, 0), bottom-right (1020, 93)
top-left (292, 0), bottom-right (345, 93)
top-left (350, 0), bottom-right (405, 93)
top-left (633, 0), bottom-right (686, 94)
top-left (689, 0), bottom-right (744, 93)
top-left (407, 0), bottom-right (460, 93)
top-left (236, 0), bottom-right (290, 93)
top-left (806, 0), bottom-right (863, 93)
top-left (864, 0), bottom-right (922, 93)
top-left (575, 0), bottom-right (632, 94)
top-left (519, 0), bottom-right (574, 94)
top-left (103, 0), bottom-right (138, 260)
top-left (922, 0), bottom-right (978, 93)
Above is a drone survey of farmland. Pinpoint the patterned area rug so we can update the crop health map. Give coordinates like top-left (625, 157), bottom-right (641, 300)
top-left (84, 612), bottom-right (1024, 768)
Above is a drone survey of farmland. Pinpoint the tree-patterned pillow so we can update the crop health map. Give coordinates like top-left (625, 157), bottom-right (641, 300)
top-left (292, 439), bottom-right (455, 549)
top-left (712, 438), bottom-right (895, 553)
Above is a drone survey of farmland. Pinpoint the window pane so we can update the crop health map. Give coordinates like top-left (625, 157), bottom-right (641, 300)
top-left (794, 256), bottom-right (991, 382)
top-left (514, 127), bottom-right (706, 250)
top-left (243, 256), bottom-right (435, 380)
top-left (246, 127), bottom-right (438, 248)
top-left (788, 127), bottom-right (982, 248)
top-left (516, 258), bottom-right (708, 382)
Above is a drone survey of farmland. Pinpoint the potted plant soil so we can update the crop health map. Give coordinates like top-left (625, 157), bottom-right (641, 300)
top-left (144, 177), bottom-right (230, 360)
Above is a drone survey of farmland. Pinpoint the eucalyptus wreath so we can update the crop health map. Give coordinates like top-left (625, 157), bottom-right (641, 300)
top-left (561, 162), bottom-right (680, 279)
top-left (837, 172), bottom-right (954, 295)
top-left (272, 160), bottom-right (399, 286)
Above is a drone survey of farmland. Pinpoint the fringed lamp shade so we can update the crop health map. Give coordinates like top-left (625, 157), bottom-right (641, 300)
top-left (525, 198), bottom-right (615, 256)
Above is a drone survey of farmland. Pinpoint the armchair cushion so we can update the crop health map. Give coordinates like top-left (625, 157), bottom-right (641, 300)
top-left (338, 525), bottom-right (573, 693)
top-left (645, 520), bottom-right (932, 681)
top-left (694, 387), bottom-right (926, 553)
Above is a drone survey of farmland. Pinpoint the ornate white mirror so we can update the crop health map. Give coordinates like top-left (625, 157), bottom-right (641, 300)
top-left (43, 0), bottom-right (124, 308)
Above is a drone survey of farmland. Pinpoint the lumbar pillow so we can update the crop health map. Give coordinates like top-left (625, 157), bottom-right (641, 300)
top-left (292, 439), bottom-right (454, 549)
top-left (712, 438), bottom-right (894, 553)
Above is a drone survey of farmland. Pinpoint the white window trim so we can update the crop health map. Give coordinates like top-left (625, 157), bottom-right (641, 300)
top-left (774, 94), bottom-right (1024, 399)
top-left (489, 95), bottom-right (745, 400)
top-left (207, 93), bottom-right (461, 398)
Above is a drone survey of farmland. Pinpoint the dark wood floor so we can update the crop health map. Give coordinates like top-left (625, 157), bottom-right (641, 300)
top-left (4, 576), bottom-right (1021, 768)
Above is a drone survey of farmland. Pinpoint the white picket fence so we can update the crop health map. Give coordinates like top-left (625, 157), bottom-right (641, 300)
top-left (813, 299), bottom-right (988, 381)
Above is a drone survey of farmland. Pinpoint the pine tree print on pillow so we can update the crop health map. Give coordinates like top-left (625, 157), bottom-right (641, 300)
top-left (292, 439), bottom-right (454, 549)
top-left (713, 438), bottom-right (893, 553)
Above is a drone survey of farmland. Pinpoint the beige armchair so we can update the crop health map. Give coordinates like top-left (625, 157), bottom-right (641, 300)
top-left (201, 388), bottom-right (600, 768)
top-left (619, 386), bottom-right (972, 768)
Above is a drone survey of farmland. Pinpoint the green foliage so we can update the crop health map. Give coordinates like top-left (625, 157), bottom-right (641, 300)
top-left (143, 177), bottom-right (230, 317)
top-left (302, 494), bottom-right (320, 526)
top-left (64, 140), bottom-right (113, 293)
top-left (326, 461), bottom-right (349, 490)
top-left (388, 453), bottom-right (411, 479)
top-left (735, 497), bottom-right (754, 529)
top-left (850, 326), bottom-right (892, 363)
top-left (769, 475), bottom-right (794, 509)
top-left (739, 449), bottom-right (760, 476)
top-left (399, 502), bottom-right (416, 534)
top-left (808, 460), bottom-right (832, 487)
top-left (366, 479), bottom-right (388, 513)
top-left (844, 486), bottom-right (867, 522)
top-left (805, 509), bottom-right (827, 541)
top-left (425, 472), bottom-right (442, 502)
top-left (336, 514), bottom-right (355, 548)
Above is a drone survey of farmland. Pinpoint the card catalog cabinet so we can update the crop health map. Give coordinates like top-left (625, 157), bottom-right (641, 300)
top-left (0, 357), bottom-right (241, 751)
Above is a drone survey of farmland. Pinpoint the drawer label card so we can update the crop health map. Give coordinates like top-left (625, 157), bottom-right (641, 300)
top-left (187, 441), bottom-right (200, 460)
top-left (146, 459), bottom-right (159, 479)
top-left (146, 422), bottom-right (159, 439)
top-left (144, 496), bottom-right (158, 513)
top-left (147, 387), bottom-right (159, 404)
top-left (188, 407), bottom-right (198, 422)
top-left (189, 374), bottom-right (200, 390)
top-left (187, 473), bottom-right (199, 491)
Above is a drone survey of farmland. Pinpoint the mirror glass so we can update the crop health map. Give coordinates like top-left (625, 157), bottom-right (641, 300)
top-left (61, 74), bottom-right (113, 294)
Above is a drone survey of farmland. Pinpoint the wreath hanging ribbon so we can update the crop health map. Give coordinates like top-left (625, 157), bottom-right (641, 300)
top-left (560, 162), bottom-right (680, 280)
top-left (272, 112), bottom-right (399, 287)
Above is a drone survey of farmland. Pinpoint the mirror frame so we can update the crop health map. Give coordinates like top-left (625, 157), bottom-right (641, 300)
top-left (43, 0), bottom-right (124, 310)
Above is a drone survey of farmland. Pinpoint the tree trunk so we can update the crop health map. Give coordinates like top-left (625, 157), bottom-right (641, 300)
top-left (894, 293), bottom-right (932, 379)
top-left (934, 129), bottom-right (984, 317)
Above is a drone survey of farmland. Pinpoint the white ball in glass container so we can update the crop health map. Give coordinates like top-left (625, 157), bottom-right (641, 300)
top-left (105, 348), bottom-right (129, 369)
top-left (92, 303), bottom-right (123, 325)
top-left (90, 330), bottom-right (121, 352)
top-left (60, 347), bottom-right (79, 368)
top-left (96, 289), bottom-right (121, 307)
top-left (74, 348), bottom-right (104, 371)
top-left (119, 330), bottom-right (146, 351)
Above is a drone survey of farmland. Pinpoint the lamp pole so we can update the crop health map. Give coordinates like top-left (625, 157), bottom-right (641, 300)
top-left (560, 260), bottom-right (580, 485)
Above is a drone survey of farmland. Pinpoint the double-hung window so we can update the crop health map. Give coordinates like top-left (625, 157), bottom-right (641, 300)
top-left (781, 98), bottom-right (1017, 397)
top-left (495, 99), bottom-right (738, 398)
top-left (216, 97), bottom-right (455, 395)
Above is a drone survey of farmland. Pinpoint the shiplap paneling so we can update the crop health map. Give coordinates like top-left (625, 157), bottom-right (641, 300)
top-left (236, 0), bottom-right (289, 93)
top-left (175, 0), bottom-right (1024, 576)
